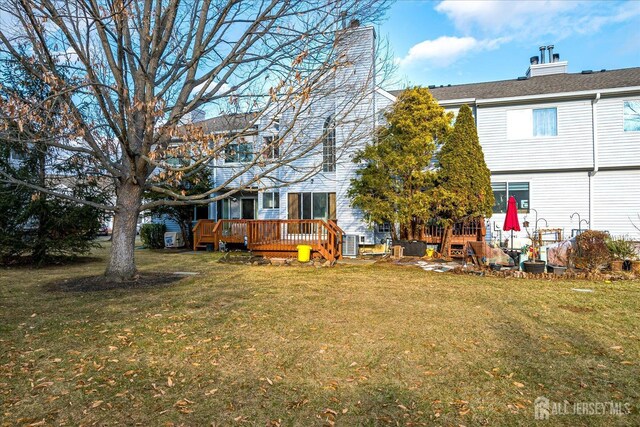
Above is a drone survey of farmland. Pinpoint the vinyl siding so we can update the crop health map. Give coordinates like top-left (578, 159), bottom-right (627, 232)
top-left (596, 96), bottom-right (640, 168)
top-left (487, 171), bottom-right (590, 242)
top-left (477, 99), bottom-right (594, 172)
top-left (592, 170), bottom-right (640, 236)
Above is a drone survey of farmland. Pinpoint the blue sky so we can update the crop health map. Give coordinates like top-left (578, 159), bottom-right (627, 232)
top-left (379, 0), bottom-right (640, 89)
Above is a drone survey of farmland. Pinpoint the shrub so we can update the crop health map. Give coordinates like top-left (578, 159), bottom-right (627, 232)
top-left (573, 230), bottom-right (611, 272)
top-left (140, 223), bottom-right (166, 249)
top-left (605, 236), bottom-right (636, 261)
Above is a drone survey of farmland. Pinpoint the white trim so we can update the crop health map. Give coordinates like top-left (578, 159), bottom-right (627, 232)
top-left (437, 97), bottom-right (477, 107)
top-left (476, 86), bottom-right (640, 106)
top-left (435, 87), bottom-right (640, 107)
top-left (375, 86), bottom-right (397, 102)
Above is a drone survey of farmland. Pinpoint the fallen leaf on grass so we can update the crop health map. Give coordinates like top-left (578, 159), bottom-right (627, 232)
top-left (513, 382), bottom-right (525, 388)
top-left (91, 400), bottom-right (103, 408)
top-left (167, 377), bottom-right (174, 387)
top-left (33, 382), bottom-right (53, 389)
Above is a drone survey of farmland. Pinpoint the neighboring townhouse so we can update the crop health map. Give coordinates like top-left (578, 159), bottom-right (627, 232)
top-left (164, 23), bottom-right (390, 247)
top-left (389, 54), bottom-right (640, 241)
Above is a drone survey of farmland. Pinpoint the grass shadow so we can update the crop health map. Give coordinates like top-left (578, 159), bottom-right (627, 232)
top-left (43, 272), bottom-right (186, 292)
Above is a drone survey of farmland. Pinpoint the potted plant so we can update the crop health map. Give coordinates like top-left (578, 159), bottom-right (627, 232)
top-left (630, 246), bottom-right (640, 275)
top-left (605, 236), bottom-right (635, 272)
top-left (523, 244), bottom-right (546, 273)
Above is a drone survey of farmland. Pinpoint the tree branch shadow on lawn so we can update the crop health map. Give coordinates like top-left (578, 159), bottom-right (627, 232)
top-left (1, 254), bottom-right (104, 269)
top-left (485, 302), bottom-right (640, 424)
top-left (43, 272), bottom-right (188, 292)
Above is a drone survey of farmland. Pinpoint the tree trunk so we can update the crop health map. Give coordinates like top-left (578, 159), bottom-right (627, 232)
top-left (178, 219), bottom-right (192, 249)
top-left (441, 225), bottom-right (453, 260)
top-left (105, 181), bottom-right (143, 281)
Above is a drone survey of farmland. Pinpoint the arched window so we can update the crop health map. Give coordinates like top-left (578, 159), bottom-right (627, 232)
top-left (322, 116), bottom-right (336, 172)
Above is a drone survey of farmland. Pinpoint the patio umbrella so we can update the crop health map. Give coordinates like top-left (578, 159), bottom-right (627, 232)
top-left (503, 196), bottom-right (521, 252)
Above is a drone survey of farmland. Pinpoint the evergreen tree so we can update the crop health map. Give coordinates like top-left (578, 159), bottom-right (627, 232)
top-left (431, 104), bottom-right (494, 255)
top-left (0, 54), bottom-right (108, 265)
top-left (349, 87), bottom-right (452, 240)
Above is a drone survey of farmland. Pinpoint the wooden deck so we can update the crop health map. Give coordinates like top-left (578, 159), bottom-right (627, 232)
top-left (193, 219), bottom-right (344, 262)
top-left (410, 220), bottom-right (486, 258)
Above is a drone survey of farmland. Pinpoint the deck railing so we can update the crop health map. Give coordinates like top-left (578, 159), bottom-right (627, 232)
top-left (193, 218), bottom-right (343, 261)
top-left (192, 219), bottom-right (216, 250)
top-left (421, 219), bottom-right (485, 241)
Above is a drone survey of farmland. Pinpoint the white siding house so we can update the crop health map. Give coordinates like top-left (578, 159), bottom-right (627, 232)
top-left (181, 24), bottom-right (384, 245)
top-left (389, 57), bottom-right (640, 239)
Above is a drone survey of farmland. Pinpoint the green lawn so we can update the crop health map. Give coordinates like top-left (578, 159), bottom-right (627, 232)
top-left (1, 244), bottom-right (640, 426)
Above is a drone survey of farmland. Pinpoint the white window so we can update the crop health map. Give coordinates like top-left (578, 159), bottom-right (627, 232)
top-left (9, 150), bottom-right (26, 161)
top-left (262, 192), bottom-right (280, 209)
top-left (533, 108), bottom-right (557, 136)
top-left (377, 222), bottom-right (391, 233)
top-left (507, 108), bottom-right (557, 139)
top-left (262, 136), bottom-right (279, 159)
top-left (322, 116), bottom-right (336, 172)
top-left (492, 182), bottom-right (529, 213)
top-left (624, 100), bottom-right (640, 132)
top-left (225, 138), bottom-right (253, 163)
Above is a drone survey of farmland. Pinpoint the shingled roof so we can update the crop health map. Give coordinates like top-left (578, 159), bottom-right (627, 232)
top-left (387, 67), bottom-right (640, 102)
top-left (195, 112), bottom-right (259, 134)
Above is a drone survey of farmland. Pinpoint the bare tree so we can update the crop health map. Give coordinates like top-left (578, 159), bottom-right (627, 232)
top-left (0, 0), bottom-right (392, 280)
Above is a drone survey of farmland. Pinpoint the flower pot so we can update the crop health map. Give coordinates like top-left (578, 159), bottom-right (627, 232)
top-left (547, 264), bottom-right (567, 275)
top-left (610, 260), bottom-right (624, 272)
top-left (523, 260), bottom-right (546, 274)
top-left (632, 261), bottom-right (640, 275)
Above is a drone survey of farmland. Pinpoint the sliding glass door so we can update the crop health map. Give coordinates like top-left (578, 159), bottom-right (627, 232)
top-left (287, 192), bottom-right (336, 220)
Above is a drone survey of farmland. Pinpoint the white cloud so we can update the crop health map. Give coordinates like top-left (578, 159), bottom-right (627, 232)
top-left (398, 35), bottom-right (506, 68)
top-left (190, 81), bottom-right (231, 98)
top-left (400, 0), bottom-right (640, 68)
top-left (435, 0), bottom-right (578, 35)
top-left (435, 0), bottom-right (640, 40)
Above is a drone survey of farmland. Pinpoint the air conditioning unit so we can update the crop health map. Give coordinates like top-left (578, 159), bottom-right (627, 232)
top-left (164, 232), bottom-right (185, 248)
top-left (343, 235), bottom-right (359, 257)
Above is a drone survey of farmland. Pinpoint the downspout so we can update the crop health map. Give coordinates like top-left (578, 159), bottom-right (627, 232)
top-left (588, 92), bottom-right (600, 230)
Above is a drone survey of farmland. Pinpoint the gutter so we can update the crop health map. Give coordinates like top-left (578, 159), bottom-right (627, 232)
top-left (436, 85), bottom-right (640, 107)
top-left (588, 92), bottom-right (601, 230)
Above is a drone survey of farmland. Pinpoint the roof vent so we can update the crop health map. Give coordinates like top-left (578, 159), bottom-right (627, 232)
top-left (428, 84), bottom-right (436, 89)
top-left (546, 45), bottom-right (555, 62)
top-left (582, 70), bottom-right (593, 74)
top-left (526, 45), bottom-right (568, 77)
top-left (447, 84), bottom-right (451, 87)
top-left (600, 69), bottom-right (607, 72)
top-left (517, 76), bottom-right (527, 81)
